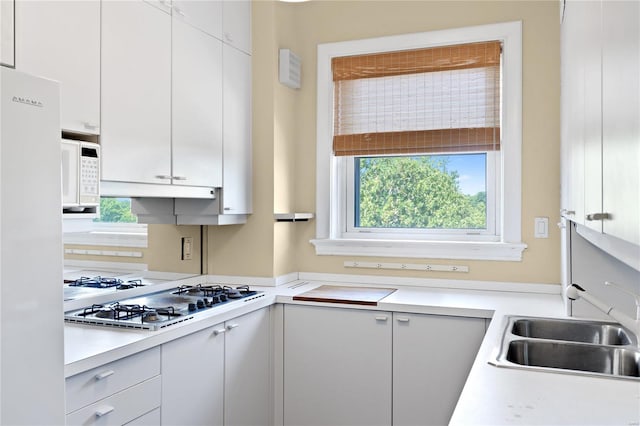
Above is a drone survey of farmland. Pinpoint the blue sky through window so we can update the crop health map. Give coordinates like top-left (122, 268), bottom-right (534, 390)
top-left (432, 153), bottom-right (486, 196)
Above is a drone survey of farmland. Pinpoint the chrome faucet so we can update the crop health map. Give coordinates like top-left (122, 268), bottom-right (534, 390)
top-left (567, 282), bottom-right (640, 345)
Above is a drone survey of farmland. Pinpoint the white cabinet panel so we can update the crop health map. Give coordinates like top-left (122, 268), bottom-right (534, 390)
top-left (173, 0), bottom-right (222, 39)
top-left (581, 0), bottom-right (603, 233)
top-left (222, 0), bottom-right (251, 54)
top-left (224, 307), bottom-right (271, 426)
top-left (124, 408), bottom-right (160, 425)
top-left (15, 0), bottom-right (100, 134)
top-left (66, 347), bottom-right (161, 414)
top-left (66, 376), bottom-right (161, 426)
top-left (284, 305), bottom-right (392, 426)
top-left (602, 0), bottom-right (640, 245)
top-left (161, 307), bottom-right (270, 426)
top-left (101, 0), bottom-right (171, 184)
top-left (172, 17), bottom-right (223, 187)
top-left (161, 324), bottom-right (225, 426)
top-left (222, 44), bottom-right (252, 214)
top-left (392, 313), bottom-right (485, 426)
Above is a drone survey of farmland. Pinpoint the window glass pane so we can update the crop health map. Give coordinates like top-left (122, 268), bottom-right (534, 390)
top-left (94, 197), bottom-right (138, 223)
top-left (354, 153), bottom-right (487, 229)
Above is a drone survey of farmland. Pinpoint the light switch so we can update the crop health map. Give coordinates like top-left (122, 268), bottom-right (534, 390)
top-left (181, 237), bottom-right (193, 260)
top-left (534, 217), bottom-right (549, 238)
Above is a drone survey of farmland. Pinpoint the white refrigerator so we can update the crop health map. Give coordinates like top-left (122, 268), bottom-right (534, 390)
top-left (0, 67), bottom-right (65, 424)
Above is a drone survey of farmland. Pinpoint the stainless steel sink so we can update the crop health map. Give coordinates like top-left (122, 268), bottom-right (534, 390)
top-left (491, 316), bottom-right (640, 381)
top-left (511, 317), bottom-right (634, 345)
top-left (506, 340), bottom-right (640, 377)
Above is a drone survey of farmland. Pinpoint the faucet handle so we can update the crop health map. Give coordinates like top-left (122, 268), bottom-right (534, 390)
top-left (605, 281), bottom-right (640, 320)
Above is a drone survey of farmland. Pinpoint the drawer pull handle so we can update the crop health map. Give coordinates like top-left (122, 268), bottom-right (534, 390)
top-left (95, 406), bottom-right (114, 417)
top-left (226, 323), bottom-right (239, 330)
top-left (397, 317), bottom-right (410, 323)
top-left (95, 370), bottom-right (115, 380)
top-left (213, 328), bottom-right (226, 336)
top-left (375, 315), bottom-right (388, 321)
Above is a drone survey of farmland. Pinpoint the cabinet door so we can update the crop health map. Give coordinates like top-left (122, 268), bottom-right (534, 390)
top-left (15, 0), bottom-right (100, 134)
top-left (222, 0), bottom-right (251, 54)
top-left (101, 0), bottom-right (171, 184)
top-left (172, 17), bottom-right (223, 187)
top-left (224, 307), bottom-right (271, 426)
top-left (284, 305), bottom-right (392, 426)
top-left (393, 313), bottom-right (485, 426)
top-left (161, 324), bottom-right (225, 426)
top-left (172, 0), bottom-right (222, 39)
top-left (222, 44), bottom-right (252, 214)
top-left (562, 0), bottom-right (607, 230)
top-left (602, 0), bottom-right (640, 245)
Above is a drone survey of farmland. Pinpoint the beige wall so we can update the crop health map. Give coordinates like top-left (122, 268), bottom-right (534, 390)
top-left (64, 224), bottom-right (202, 274)
top-left (291, 0), bottom-right (561, 284)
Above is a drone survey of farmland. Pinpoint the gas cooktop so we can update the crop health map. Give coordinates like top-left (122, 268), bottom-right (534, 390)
top-left (64, 284), bottom-right (264, 330)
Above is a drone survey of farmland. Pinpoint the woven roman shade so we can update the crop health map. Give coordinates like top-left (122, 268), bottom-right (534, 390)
top-left (332, 41), bottom-right (501, 156)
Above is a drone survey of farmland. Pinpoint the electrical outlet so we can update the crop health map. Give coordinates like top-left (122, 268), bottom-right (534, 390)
top-left (181, 237), bottom-right (193, 260)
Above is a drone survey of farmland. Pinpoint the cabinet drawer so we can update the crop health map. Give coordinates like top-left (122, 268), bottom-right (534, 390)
top-left (66, 347), bottom-right (160, 413)
top-left (124, 407), bottom-right (160, 425)
top-left (66, 375), bottom-right (161, 426)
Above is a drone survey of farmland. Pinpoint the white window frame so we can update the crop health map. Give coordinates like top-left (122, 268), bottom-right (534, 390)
top-left (311, 21), bottom-right (527, 261)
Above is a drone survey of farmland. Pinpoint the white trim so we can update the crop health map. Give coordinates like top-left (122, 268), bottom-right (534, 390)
top-left (310, 239), bottom-right (526, 261)
top-left (315, 21), bottom-right (523, 258)
top-left (297, 271), bottom-right (561, 294)
top-left (204, 272), bottom-right (300, 287)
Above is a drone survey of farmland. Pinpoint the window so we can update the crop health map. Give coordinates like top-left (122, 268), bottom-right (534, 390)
top-left (63, 197), bottom-right (147, 247)
top-left (312, 22), bottom-right (526, 261)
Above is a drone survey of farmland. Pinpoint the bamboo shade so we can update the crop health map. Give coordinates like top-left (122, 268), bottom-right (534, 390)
top-left (332, 41), bottom-right (501, 156)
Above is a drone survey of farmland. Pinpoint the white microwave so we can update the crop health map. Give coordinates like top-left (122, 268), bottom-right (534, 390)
top-left (61, 139), bottom-right (100, 214)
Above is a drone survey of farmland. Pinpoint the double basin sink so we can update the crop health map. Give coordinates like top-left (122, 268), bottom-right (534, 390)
top-left (491, 316), bottom-right (640, 380)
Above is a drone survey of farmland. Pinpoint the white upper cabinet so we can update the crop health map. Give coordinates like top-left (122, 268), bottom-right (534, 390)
top-left (173, 0), bottom-right (223, 39)
top-left (601, 0), bottom-right (639, 245)
top-left (172, 17), bottom-right (223, 188)
top-left (222, 44), bottom-right (252, 214)
top-left (101, 0), bottom-right (172, 185)
top-left (15, 0), bottom-right (100, 134)
top-left (222, 0), bottom-right (251, 54)
top-left (561, 0), bottom-right (639, 246)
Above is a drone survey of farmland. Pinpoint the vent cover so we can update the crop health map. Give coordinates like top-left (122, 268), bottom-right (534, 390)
top-left (279, 48), bottom-right (301, 89)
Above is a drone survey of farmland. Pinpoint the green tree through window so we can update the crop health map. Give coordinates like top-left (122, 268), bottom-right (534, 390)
top-left (95, 198), bottom-right (137, 223)
top-left (356, 156), bottom-right (486, 229)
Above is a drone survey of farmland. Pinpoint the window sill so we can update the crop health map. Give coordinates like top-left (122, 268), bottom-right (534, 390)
top-left (310, 239), bottom-right (527, 261)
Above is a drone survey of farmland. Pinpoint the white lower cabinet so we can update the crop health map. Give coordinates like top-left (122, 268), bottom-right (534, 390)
top-left (392, 312), bottom-right (485, 426)
top-left (283, 305), bottom-right (485, 426)
top-left (161, 321), bottom-right (225, 425)
top-left (65, 348), bottom-right (161, 426)
top-left (161, 307), bottom-right (271, 426)
top-left (283, 305), bottom-right (393, 426)
top-left (224, 307), bottom-right (271, 426)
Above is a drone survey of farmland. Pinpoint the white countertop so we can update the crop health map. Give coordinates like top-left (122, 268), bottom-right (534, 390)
top-left (64, 277), bottom-right (640, 425)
